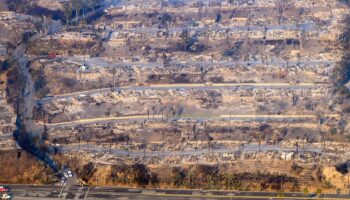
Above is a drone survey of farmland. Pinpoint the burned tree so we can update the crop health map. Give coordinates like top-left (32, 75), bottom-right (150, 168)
top-left (275, 0), bottom-right (294, 24)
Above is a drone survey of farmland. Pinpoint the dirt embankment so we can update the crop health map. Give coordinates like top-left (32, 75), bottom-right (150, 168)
top-left (55, 153), bottom-right (300, 192)
top-left (323, 166), bottom-right (350, 192)
top-left (0, 150), bottom-right (54, 184)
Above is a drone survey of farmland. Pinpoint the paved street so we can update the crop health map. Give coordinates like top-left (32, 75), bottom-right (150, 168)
top-left (39, 82), bottom-right (328, 104)
top-left (66, 56), bottom-right (335, 70)
top-left (4, 184), bottom-right (350, 200)
top-left (60, 142), bottom-right (323, 158)
top-left (38, 114), bottom-right (339, 128)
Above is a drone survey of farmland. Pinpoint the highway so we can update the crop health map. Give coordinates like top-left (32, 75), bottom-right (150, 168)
top-left (5, 184), bottom-right (350, 200)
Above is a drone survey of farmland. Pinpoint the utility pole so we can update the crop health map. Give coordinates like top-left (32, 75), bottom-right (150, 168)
top-left (296, 141), bottom-right (299, 154)
top-left (280, 176), bottom-right (284, 193)
top-left (258, 133), bottom-right (261, 153)
top-left (78, 136), bottom-right (81, 150)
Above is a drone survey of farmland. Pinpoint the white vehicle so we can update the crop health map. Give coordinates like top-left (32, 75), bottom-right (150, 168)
top-left (60, 181), bottom-right (66, 187)
top-left (60, 178), bottom-right (66, 186)
top-left (67, 170), bottom-right (73, 177)
top-left (2, 193), bottom-right (11, 200)
top-left (63, 172), bottom-right (68, 178)
top-left (78, 94), bottom-right (87, 99)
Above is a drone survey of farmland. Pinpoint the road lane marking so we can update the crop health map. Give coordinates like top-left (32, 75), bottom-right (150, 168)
top-left (74, 187), bottom-right (83, 199)
top-left (83, 187), bottom-right (90, 200)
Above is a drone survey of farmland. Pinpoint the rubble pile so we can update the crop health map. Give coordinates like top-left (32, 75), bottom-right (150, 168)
top-left (0, 91), bottom-right (16, 136)
top-left (18, 0), bottom-right (350, 190)
top-left (0, 11), bottom-right (39, 45)
top-left (41, 86), bottom-right (332, 124)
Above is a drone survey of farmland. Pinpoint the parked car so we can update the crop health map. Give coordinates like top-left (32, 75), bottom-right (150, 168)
top-left (0, 186), bottom-right (8, 193)
top-left (67, 170), bottom-right (73, 177)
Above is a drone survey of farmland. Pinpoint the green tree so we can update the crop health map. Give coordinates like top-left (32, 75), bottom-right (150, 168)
top-left (316, 188), bottom-right (322, 197)
top-left (277, 190), bottom-right (285, 197)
